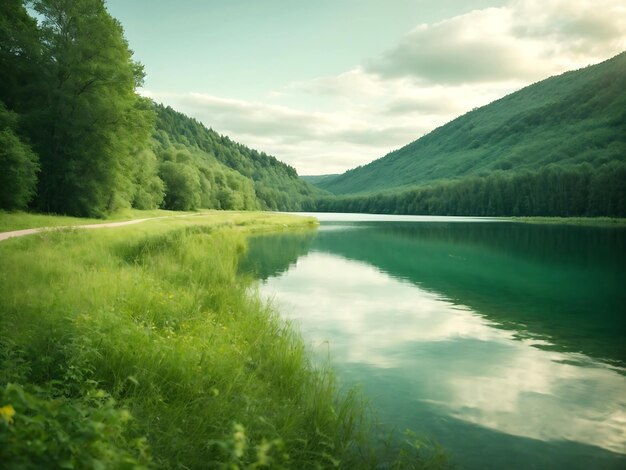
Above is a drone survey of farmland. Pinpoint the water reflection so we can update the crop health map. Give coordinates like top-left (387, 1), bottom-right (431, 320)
top-left (242, 221), bottom-right (626, 364)
top-left (262, 253), bottom-right (626, 456)
top-left (240, 219), bottom-right (626, 468)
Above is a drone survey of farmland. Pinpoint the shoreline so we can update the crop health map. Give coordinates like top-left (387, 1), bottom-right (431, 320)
top-left (0, 211), bottom-right (375, 468)
top-left (506, 216), bottom-right (626, 227)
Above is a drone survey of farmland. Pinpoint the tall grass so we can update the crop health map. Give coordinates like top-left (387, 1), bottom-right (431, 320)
top-left (0, 212), bottom-right (441, 468)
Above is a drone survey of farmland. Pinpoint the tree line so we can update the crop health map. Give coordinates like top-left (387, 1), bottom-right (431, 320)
top-left (312, 162), bottom-right (626, 217)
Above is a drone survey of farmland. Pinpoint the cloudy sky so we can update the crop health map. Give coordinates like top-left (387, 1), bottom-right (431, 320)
top-left (107, 0), bottom-right (625, 175)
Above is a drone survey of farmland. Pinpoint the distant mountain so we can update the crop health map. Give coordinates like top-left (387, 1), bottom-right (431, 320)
top-left (315, 52), bottom-right (626, 196)
top-left (153, 104), bottom-right (323, 211)
top-left (300, 174), bottom-right (340, 185)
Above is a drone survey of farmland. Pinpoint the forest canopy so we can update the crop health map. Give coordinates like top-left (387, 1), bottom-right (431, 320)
top-left (314, 162), bottom-right (626, 217)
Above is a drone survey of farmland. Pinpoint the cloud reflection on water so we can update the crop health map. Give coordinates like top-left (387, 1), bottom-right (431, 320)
top-left (261, 252), bottom-right (626, 455)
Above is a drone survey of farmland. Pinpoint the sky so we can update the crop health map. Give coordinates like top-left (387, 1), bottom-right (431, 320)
top-left (106, 0), bottom-right (626, 175)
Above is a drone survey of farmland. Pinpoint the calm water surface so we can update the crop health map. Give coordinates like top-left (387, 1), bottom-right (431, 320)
top-left (240, 214), bottom-right (626, 469)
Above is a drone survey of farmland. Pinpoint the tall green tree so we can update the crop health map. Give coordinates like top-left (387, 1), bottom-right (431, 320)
top-left (30, 0), bottom-right (155, 216)
top-left (0, 1), bottom-right (43, 210)
top-left (0, 102), bottom-right (40, 210)
top-left (131, 147), bottom-right (165, 210)
top-left (159, 161), bottom-right (201, 211)
top-left (0, 0), bottom-right (43, 111)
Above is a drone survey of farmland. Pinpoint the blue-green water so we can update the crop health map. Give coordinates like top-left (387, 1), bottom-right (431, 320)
top-left (240, 214), bottom-right (626, 469)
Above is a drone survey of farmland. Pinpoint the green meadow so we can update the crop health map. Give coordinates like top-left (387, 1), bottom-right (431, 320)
top-left (0, 212), bottom-right (428, 469)
top-left (0, 209), bottom-right (194, 232)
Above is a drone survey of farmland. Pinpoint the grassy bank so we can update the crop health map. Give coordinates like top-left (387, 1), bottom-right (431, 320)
top-left (0, 211), bottom-right (394, 468)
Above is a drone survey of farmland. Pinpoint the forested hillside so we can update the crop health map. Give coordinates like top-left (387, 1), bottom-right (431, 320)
top-left (306, 52), bottom-right (626, 216)
top-left (315, 52), bottom-right (626, 196)
top-left (316, 162), bottom-right (626, 217)
top-left (0, 0), bottom-right (320, 217)
top-left (301, 174), bottom-right (340, 185)
top-left (153, 104), bottom-right (322, 211)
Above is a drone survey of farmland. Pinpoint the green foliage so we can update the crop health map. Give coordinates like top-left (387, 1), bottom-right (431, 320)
top-left (0, 0), bottom-right (42, 211)
top-left (0, 0), bottom-right (43, 112)
top-left (131, 150), bottom-right (165, 210)
top-left (315, 52), bottom-right (626, 203)
top-left (155, 144), bottom-right (258, 211)
top-left (0, 0), bottom-right (159, 217)
top-left (315, 162), bottom-right (626, 217)
top-left (0, 129), bottom-right (39, 210)
top-left (0, 103), bottom-right (39, 210)
top-left (158, 160), bottom-right (202, 211)
top-left (0, 384), bottom-right (151, 469)
top-left (207, 423), bottom-right (290, 469)
top-left (301, 174), bottom-right (340, 185)
top-left (154, 104), bottom-right (324, 211)
top-left (31, 0), bottom-right (144, 215)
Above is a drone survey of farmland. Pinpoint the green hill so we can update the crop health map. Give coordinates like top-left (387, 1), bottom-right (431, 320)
top-left (316, 52), bottom-right (626, 196)
top-left (153, 104), bottom-right (323, 211)
top-left (301, 174), bottom-right (340, 185)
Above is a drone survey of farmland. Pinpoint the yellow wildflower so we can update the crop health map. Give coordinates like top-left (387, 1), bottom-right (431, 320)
top-left (0, 405), bottom-right (15, 425)
top-left (233, 423), bottom-right (247, 458)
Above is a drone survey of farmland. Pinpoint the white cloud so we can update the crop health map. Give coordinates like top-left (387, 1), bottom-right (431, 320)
top-left (177, 93), bottom-right (327, 141)
top-left (149, 0), bottom-right (626, 174)
top-left (512, 0), bottom-right (626, 45)
top-left (367, 0), bottom-right (626, 84)
top-left (287, 67), bottom-right (387, 98)
top-left (368, 7), bottom-right (550, 84)
top-left (150, 90), bottom-right (441, 175)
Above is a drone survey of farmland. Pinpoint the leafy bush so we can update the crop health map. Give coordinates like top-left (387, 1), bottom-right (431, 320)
top-left (0, 384), bottom-right (152, 469)
top-left (0, 104), bottom-right (39, 210)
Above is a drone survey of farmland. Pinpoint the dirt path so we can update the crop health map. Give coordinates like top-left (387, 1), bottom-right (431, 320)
top-left (0, 214), bottom-right (202, 242)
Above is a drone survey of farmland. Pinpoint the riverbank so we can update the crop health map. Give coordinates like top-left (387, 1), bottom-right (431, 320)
top-left (508, 216), bottom-right (626, 227)
top-left (0, 211), bottom-right (403, 468)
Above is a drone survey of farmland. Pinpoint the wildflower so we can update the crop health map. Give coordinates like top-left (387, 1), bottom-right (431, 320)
top-left (0, 405), bottom-right (15, 425)
top-left (120, 409), bottom-right (132, 423)
top-left (256, 439), bottom-right (272, 466)
top-left (233, 423), bottom-right (247, 459)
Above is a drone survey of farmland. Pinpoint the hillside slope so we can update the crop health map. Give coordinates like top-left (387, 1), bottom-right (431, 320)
top-left (153, 104), bottom-right (324, 210)
top-left (301, 174), bottom-right (340, 185)
top-left (317, 52), bottom-right (626, 195)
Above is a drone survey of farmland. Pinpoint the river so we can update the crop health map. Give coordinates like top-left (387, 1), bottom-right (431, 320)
top-left (239, 213), bottom-right (626, 469)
